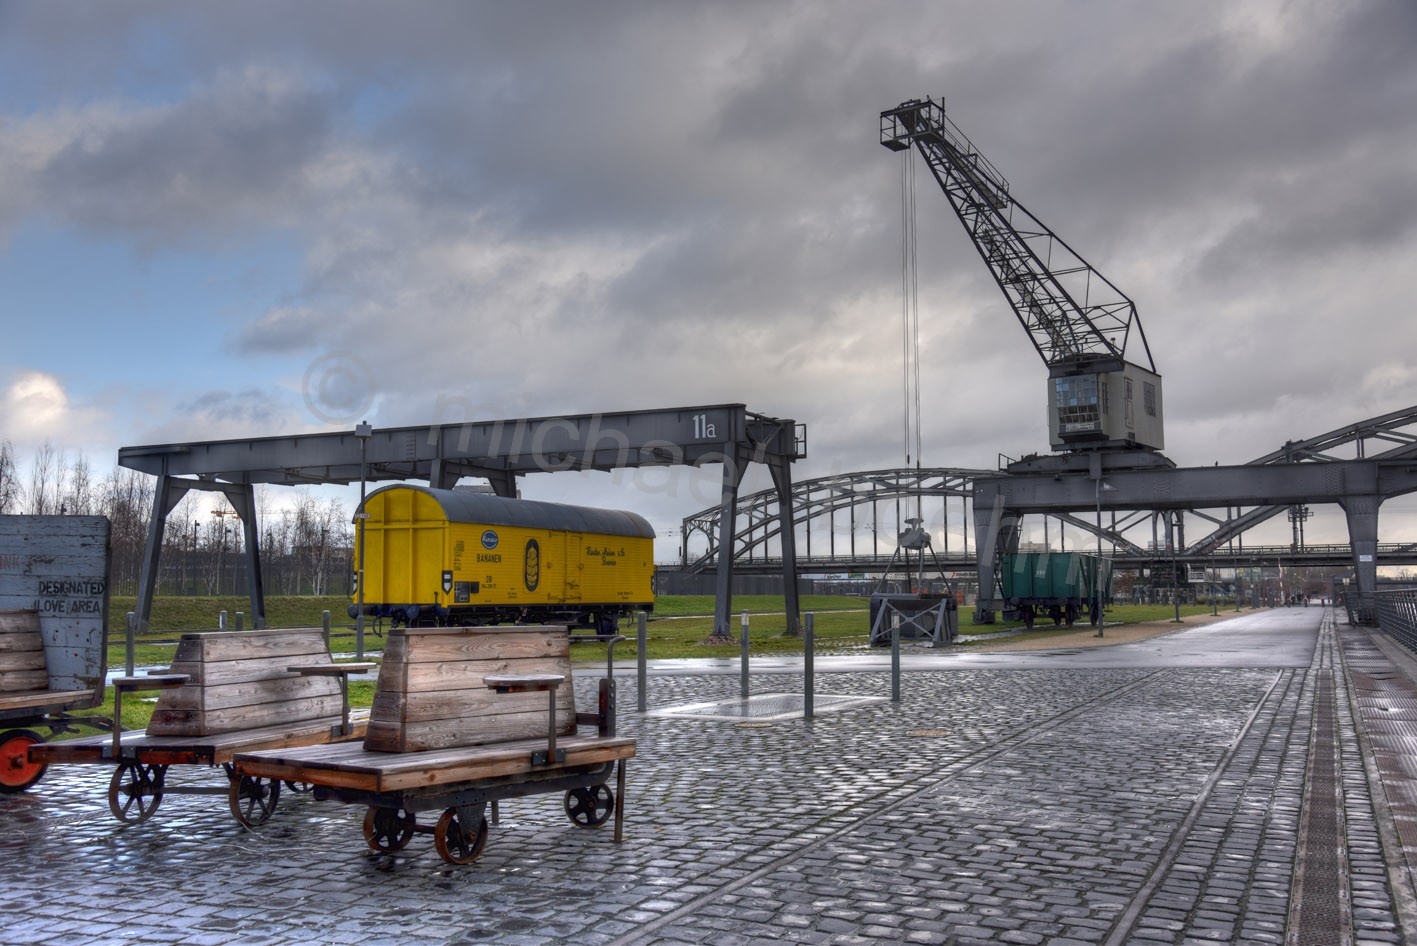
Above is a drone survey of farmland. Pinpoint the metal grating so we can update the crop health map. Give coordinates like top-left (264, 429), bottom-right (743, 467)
top-left (1289, 673), bottom-right (1351, 946)
top-left (650, 692), bottom-right (887, 722)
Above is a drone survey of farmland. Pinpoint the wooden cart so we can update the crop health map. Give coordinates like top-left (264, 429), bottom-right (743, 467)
top-left (1, 515), bottom-right (114, 793)
top-left (30, 627), bottom-right (372, 825)
top-left (235, 626), bottom-right (636, 865)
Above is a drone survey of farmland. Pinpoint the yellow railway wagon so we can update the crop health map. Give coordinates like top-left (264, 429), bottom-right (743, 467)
top-left (351, 485), bottom-right (654, 634)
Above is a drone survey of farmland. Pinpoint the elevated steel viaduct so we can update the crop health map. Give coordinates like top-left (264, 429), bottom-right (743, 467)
top-left (677, 406), bottom-right (1417, 620)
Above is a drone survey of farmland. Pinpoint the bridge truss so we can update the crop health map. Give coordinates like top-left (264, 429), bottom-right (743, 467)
top-left (677, 406), bottom-right (1417, 585)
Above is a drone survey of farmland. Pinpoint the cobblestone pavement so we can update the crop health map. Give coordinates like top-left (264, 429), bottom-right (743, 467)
top-left (4, 608), bottom-right (1415, 945)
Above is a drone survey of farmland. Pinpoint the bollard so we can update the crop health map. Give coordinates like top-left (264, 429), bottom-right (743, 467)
top-left (891, 620), bottom-right (901, 703)
top-left (125, 611), bottom-right (137, 676)
top-left (804, 612), bottom-right (815, 719)
top-left (235, 611), bottom-right (244, 632)
top-left (322, 610), bottom-right (332, 652)
top-left (740, 610), bottom-right (750, 700)
top-left (218, 609), bottom-right (228, 631)
top-left (636, 611), bottom-right (648, 713)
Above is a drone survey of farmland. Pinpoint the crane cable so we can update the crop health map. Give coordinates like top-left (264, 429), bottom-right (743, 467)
top-left (900, 148), bottom-right (922, 473)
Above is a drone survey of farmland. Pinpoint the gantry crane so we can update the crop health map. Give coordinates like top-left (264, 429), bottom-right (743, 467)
top-left (882, 97), bottom-right (1164, 455)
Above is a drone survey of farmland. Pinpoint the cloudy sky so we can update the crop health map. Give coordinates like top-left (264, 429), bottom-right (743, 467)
top-left (2, 1), bottom-right (1415, 555)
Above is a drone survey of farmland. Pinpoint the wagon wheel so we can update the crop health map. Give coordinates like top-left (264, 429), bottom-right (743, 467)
top-left (108, 762), bottom-right (167, 823)
top-left (0, 729), bottom-right (48, 794)
top-left (362, 807), bottom-right (417, 853)
top-left (282, 780), bottom-right (313, 794)
top-left (564, 783), bottom-right (614, 829)
top-left (433, 807), bottom-right (488, 865)
top-left (228, 773), bottom-right (282, 827)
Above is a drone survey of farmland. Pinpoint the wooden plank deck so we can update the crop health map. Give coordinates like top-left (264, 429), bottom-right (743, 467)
top-left (29, 716), bottom-right (365, 766)
top-left (236, 734), bottom-right (636, 793)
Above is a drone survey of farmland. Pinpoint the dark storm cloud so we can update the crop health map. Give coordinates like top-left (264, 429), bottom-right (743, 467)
top-left (3, 0), bottom-right (1416, 482)
top-left (28, 67), bottom-right (339, 242)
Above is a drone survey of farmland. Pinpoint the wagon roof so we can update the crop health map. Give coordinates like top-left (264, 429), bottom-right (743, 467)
top-left (362, 485), bottom-right (655, 538)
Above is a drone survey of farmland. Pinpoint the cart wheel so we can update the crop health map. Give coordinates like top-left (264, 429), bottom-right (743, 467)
top-left (0, 729), bottom-right (48, 793)
top-left (434, 807), bottom-right (488, 865)
top-left (228, 773), bottom-right (282, 827)
top-left (564, 784), bottom-right (614, 828)
top-left (282, 780), bottom-right (313, 794)
top-left (363, 807), bottom-right (416, 853)
top-left (108, 762), bottom-right (167, 823)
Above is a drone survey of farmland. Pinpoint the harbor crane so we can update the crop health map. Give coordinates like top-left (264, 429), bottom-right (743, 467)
top-left (882, 97), bottom-right (1164, 457)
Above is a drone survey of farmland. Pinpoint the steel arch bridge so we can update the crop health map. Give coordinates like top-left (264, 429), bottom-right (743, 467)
top-left (677, 406), bottom-right (1417, 581)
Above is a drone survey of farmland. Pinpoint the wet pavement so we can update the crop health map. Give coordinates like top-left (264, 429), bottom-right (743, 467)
top-left (4, 607), bottom-right (1415, 945)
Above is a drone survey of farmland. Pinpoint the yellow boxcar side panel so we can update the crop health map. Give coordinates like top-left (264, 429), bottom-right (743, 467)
top-left (363, 489), bottom-right (448, 604)
top-left (443, 523), bottom-right (651, 608)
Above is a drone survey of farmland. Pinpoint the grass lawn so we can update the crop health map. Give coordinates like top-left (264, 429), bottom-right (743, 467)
top-left (101, 593), bottom-right (1225, 667)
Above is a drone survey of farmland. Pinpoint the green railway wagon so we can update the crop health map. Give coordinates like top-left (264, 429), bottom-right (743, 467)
top-left (1000, 551), bottom-right (1111, 628)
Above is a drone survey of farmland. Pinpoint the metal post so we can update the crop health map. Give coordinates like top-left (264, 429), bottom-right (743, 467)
top-left (1094, 477), bottom-right (1104, 637)
top-left (218, 609), bottom-right (227, 630)
top-left (804, 612), bottom-right (815, 719)
top-left (1211, 560), bottom-right (1218, 616)
top-left (890, 620), bottom-right (901, 703)
top-left (636, 611), bottom-right (647, 713)
top-left (740, 610), bottom-right (750, 700)
top-left (235, 611), bottom-right (244, 632)
top-left (1172, 512), bottom-right (1183, 623)
top-left (125, 611), bottom-right (136, 676)
top-left (322, 610), bottom-right (331, 652)
top-left (355, 421), bottom-right (372, 660)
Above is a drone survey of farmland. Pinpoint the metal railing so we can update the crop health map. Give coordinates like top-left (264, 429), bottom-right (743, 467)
top-left (1368, 591), bottom-right (1417, 650)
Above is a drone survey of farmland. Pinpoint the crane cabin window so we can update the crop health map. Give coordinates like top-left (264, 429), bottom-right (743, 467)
top-left (1054, 375), bottom-right (1101, 433)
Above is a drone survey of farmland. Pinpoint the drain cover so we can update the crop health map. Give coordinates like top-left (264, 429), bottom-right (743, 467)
top-left (651, 692), bottom-right (886, 722)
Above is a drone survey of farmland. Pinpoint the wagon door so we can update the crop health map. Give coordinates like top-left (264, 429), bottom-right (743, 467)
top-left (563, 532), bottom-right (584, 604)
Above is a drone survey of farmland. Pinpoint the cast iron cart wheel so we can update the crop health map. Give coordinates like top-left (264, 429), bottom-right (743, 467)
top-left (362, 807), bottom-right (417, 853)
top-left (564, 783), bottom-right (614, 829)
top-left (433, 807), bottom-right (488, 865)
top-left (228, 773), bottom-right (282, 827)
top-left (282, 780), bottom-right (313, 794)
top-left (108, 761), bottom-right (167, 823)
top-left (0, 729), bottom-right (48, 793)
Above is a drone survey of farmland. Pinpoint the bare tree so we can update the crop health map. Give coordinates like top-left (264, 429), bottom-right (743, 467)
top-left (63, 452), bottom-right (97, 515)
top-left (0, 440), bottom-right (21, 513)
top-left (101, 467), bottom-right (154, 594)
top-left (27, 440), bottom-right (59, 514)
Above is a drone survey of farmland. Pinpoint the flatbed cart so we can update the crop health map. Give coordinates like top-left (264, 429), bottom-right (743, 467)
top-left (233, 627), bottom-right (637, 866)
top-left (235, 727), bottom-right (635, 865)
top-left (1, 516), bottom-right (116, 794)
top-left (0, 684), bottom-right (112, 794)
top-left (29, 627), bottom-right (374, 827)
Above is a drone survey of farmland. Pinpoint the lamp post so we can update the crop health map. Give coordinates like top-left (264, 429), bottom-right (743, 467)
top-left (355, 421), bottom-right (373, 659)
top-left (211, 508), bottom-right (235, 597)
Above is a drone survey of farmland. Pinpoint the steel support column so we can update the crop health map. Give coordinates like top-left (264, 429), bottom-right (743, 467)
top-left (769, 456), bottom-right (802, 637)
top-left (713, 444), bottom-right (752, 639)
top-left (134, 475), bottom-right (189, 634)
top-left (135, 476), bottom-right (267, 633)
top-left (1342, 494), bottom-right (1381, 618)
top-left (972, 487), bottom-right (1020, 622)
top-left (224, 483), bottom-right (266, 629)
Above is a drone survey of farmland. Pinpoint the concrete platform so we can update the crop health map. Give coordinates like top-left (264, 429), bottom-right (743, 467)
top-left (3, 607), bottom-right (1413, 945)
